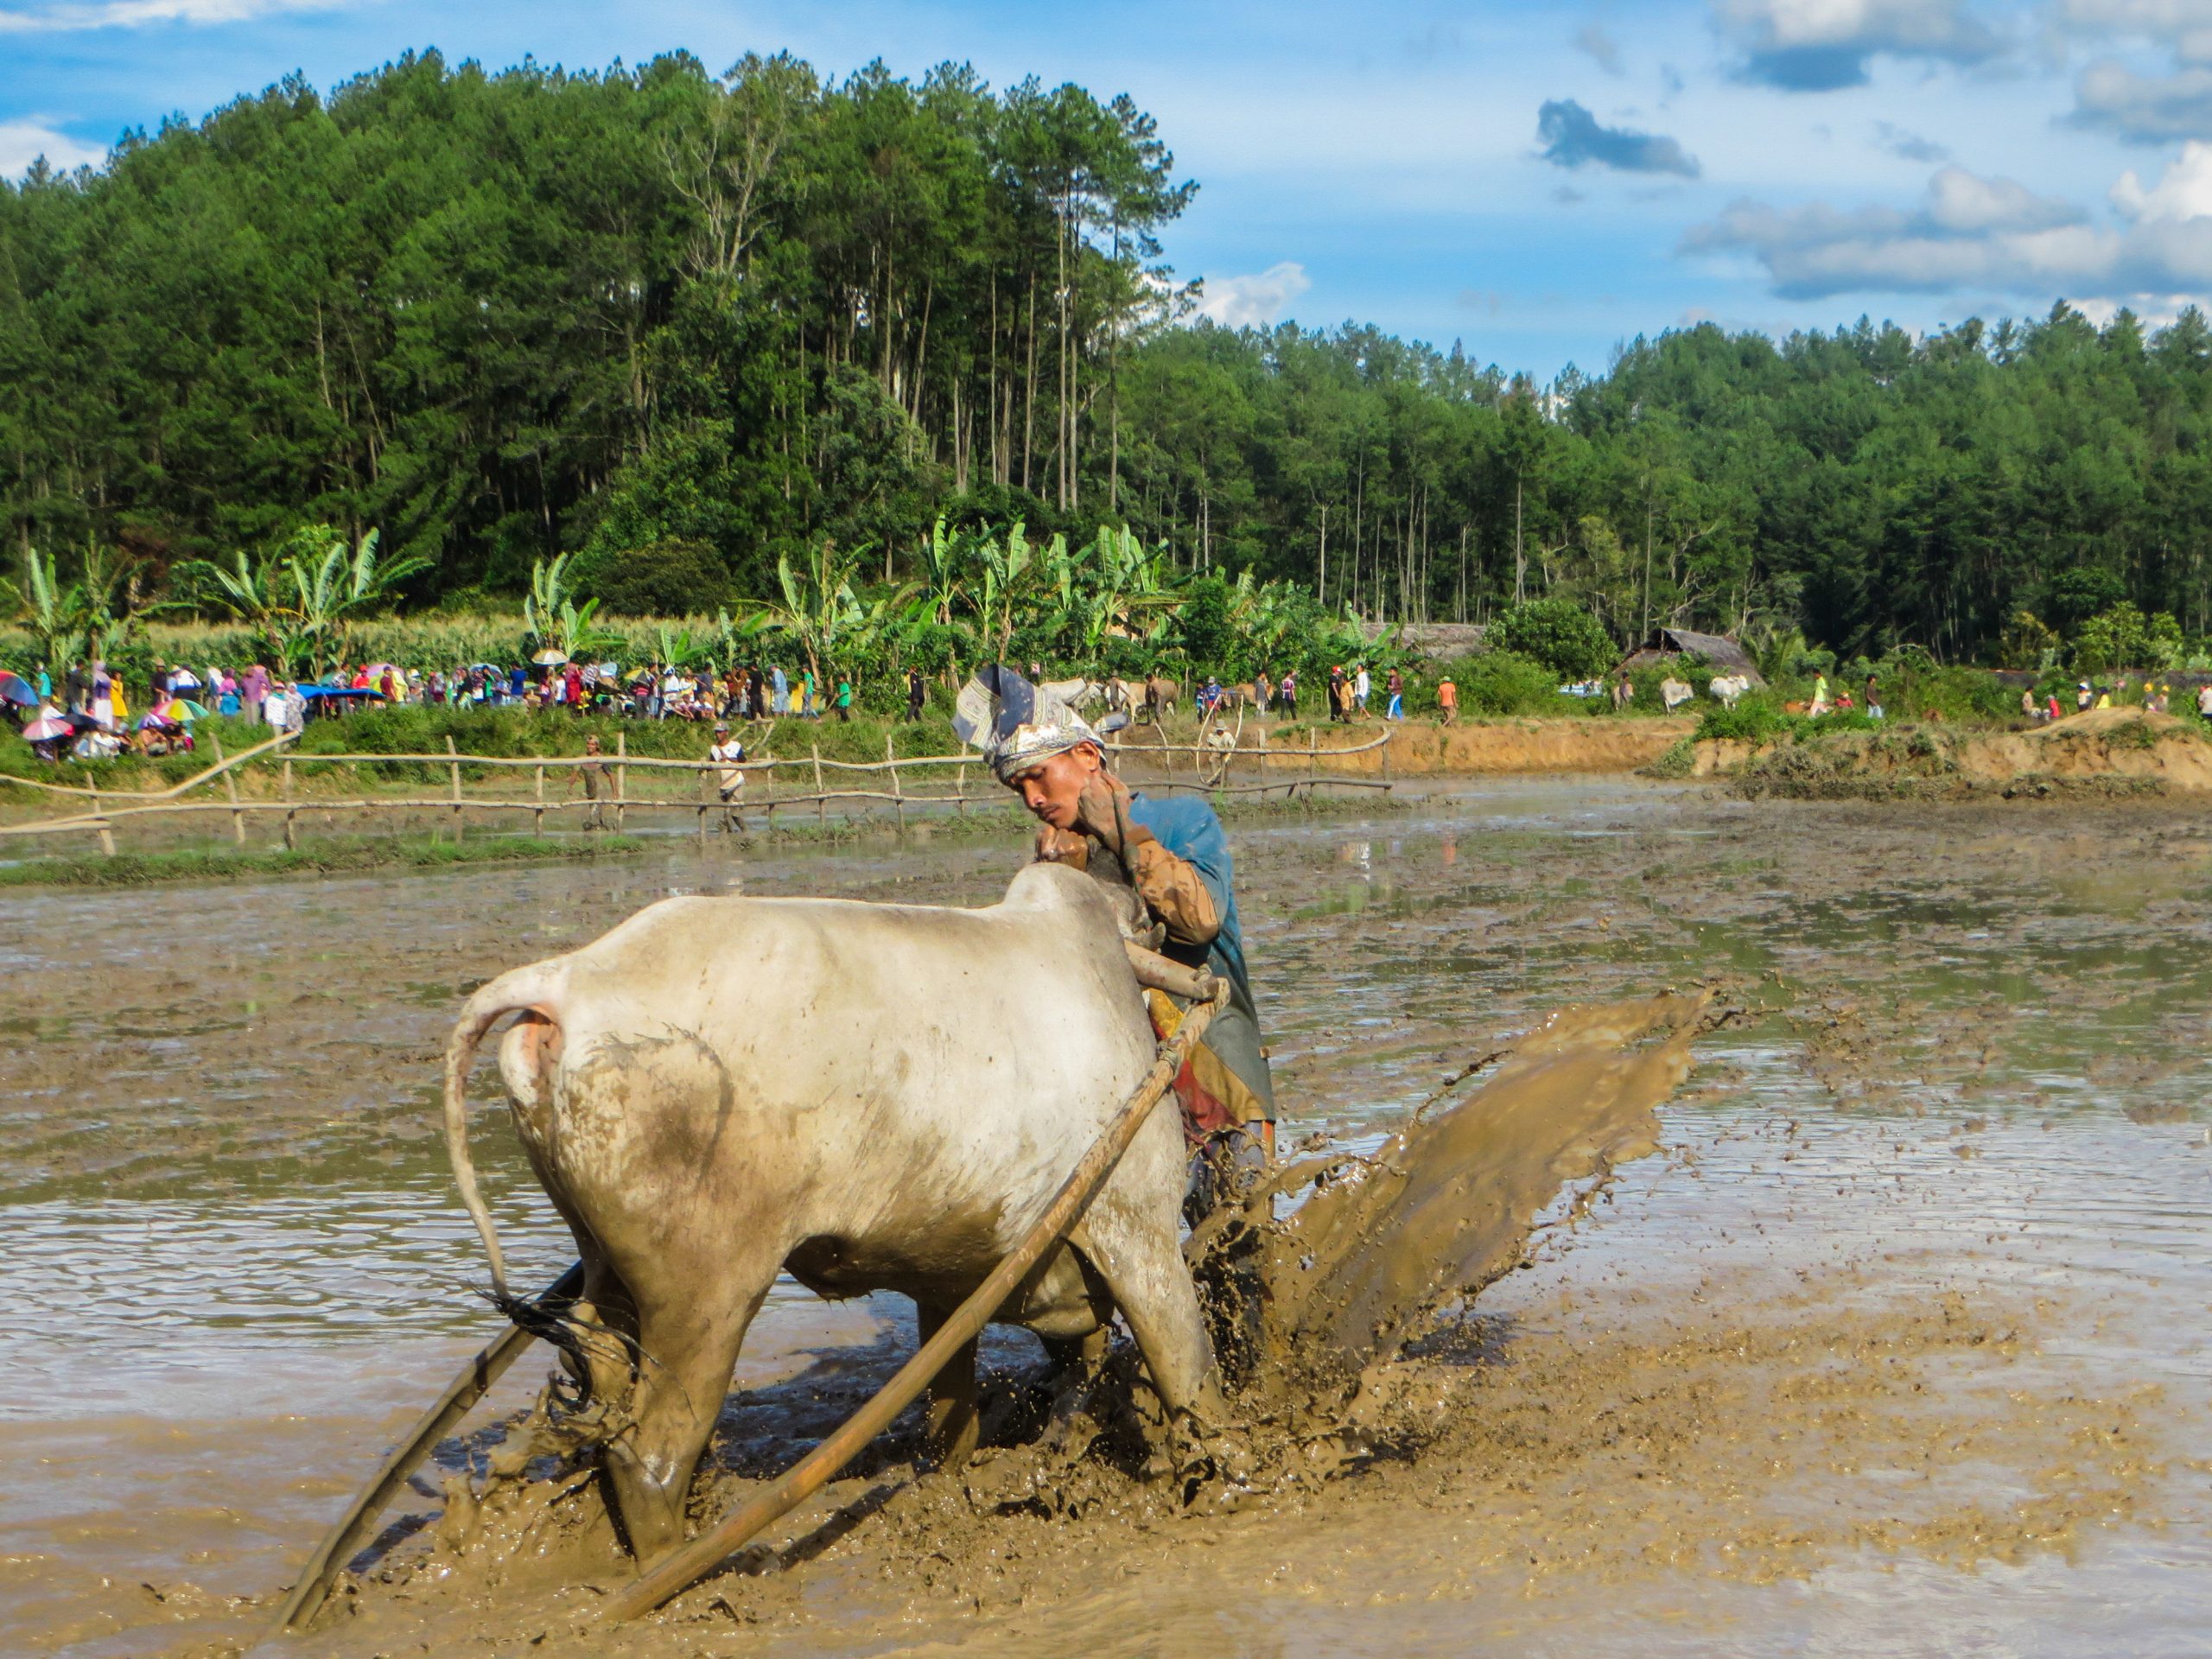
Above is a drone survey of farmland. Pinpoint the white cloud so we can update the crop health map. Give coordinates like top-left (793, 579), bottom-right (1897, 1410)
top-left (0, 0), bottom-right (339, 31)
top-left (1713, 0), bottom-right (2009, 90)
top-left (0, 118), bottom-right (104, 175)
top-left (1194, 261), bottom-right (1313, 328)
top-left (2072, 57), bottom-right (2212, 138)
top-left (1686, 148), bottom-right (2212, 304)
top-left (2115, 137), bottom-right (2212, 216)
top-left (2057, 0), bottom-right (2212, 62)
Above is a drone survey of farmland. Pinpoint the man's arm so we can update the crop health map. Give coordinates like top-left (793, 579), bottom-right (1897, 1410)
top-left (1076, 776), bottom-right (1222, 947)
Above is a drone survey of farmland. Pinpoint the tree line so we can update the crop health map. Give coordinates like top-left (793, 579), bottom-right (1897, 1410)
top-left (7, 48), bottom-right (2212, 669)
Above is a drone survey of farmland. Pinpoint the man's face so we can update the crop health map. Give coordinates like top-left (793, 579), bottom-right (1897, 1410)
top-left (1008, 744), bottom-right (1099, 830)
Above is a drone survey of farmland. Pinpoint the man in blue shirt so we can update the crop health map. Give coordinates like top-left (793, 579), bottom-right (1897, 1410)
top-left (956, 666), bottom-right (1275, 1165)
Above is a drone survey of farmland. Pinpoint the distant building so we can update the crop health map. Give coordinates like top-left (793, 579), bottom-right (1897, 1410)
top-left (1617, 626), bottom-right (1764, 683)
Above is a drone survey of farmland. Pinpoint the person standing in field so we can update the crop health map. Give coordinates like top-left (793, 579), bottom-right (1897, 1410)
top-left (575, 734), bottom-right (607, 831)
top-left (709, 721), bottom-right (747, 832)
top-left (802, 668), bottom-right (817, 717)
top-left (2198, 683), bottom-right (2212, 720)
top-left (1385, 667), bottom-right (1404, 721)
top-left (836, 675), bottom-right (853, 721)
top-left (1328, 664), bottom-right (1347, 722)
top-left (1279, 670), bottom-right (1297, 718)
top-left (906, 666), bottom-right (926, 722)
top-left (1437, 676), bottom-right (1459, 725)
top-left (1353, 664), bottom-right (1371, 717)
top-left (772, 664), bottom-right (788, 716)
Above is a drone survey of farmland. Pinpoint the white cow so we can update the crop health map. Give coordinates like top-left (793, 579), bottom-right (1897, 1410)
top-left (443, 863), bottom-right (1222, 1562)
top-left (1709, 674), bottom-right (1753, 709)
top-left (1661, 677), bottom-right (1694, 713)
top-left (1042, 677), bottom-right (1100, 711)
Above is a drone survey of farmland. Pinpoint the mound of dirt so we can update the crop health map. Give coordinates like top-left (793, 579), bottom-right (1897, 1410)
top-left (1288, 718), bottom-right (1694, 778)
top-left (1727, 709), bottom-right (2212, 800)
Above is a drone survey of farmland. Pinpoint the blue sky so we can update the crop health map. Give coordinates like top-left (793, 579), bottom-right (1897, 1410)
top-left (10, 1), bottom-right (2212, 378)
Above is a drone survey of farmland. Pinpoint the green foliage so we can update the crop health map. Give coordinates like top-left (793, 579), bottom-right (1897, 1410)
top-left (171, 525), bottom-right (428, 677)
top-left (2070, 602), bottom-right (2184, 676)
top-left (1486, 599), bottom-right (1616, 682)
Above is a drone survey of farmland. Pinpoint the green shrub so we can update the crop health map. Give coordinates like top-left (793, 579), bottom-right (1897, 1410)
top-left (1485, 599), bottom-right (1616, 682)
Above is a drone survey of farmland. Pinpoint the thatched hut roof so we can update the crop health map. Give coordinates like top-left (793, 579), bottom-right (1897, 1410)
top-left (1618, 626), bottom-right (1763, 682)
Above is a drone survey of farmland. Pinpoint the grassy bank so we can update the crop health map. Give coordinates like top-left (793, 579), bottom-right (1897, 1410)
top-left (0, 833), bottom-right (649, 889)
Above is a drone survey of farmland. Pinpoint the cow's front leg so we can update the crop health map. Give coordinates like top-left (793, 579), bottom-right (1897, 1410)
top-left (915, 1300), bottom-right (980, 1471)
top-left (603, 1255), bottom-right (776, 1565)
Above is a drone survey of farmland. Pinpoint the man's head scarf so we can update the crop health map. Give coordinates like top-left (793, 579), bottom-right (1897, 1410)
top-left (954, 664), bottom-right (1128, 782)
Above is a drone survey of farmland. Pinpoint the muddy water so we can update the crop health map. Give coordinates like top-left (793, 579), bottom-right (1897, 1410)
top-left (5, 780), bottom-right (2211, 1656)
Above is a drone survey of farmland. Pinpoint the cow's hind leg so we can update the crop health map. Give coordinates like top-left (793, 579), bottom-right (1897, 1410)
top-left (602, 1254), bottom-right (778, 1566)
top-left (914, 1301), bottom-right (981, 1470)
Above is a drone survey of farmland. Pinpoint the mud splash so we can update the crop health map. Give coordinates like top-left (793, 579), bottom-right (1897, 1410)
top-left (1237, 994), bottom-right (1703, 1411)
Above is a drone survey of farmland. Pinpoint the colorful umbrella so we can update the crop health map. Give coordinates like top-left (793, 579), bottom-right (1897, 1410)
top-left (157, 698), bottom-right (209, 721)
top-left (22, 715), bottom-right (68, 741)
top-left (137, 712), bottom-right (178, 731)
top-left (0, 673), bottom-right (35, 706)
top-left (531, 648), bottom-right (569, 667)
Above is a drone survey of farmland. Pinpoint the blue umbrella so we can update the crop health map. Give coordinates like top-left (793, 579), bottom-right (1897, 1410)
top-left (0, 673), bottom-right (35, 707)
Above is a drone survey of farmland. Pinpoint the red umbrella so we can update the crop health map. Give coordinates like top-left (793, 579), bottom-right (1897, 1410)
top-left (22, 715), bottom-right (69, 741)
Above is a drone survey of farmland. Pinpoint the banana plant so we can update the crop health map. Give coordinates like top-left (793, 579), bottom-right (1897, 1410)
top-left (521, 553), bottom-right (620, 663)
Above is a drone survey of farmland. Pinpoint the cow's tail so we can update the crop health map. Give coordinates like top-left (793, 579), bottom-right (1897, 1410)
top-left (442, 963), bottom-right (563, 1300)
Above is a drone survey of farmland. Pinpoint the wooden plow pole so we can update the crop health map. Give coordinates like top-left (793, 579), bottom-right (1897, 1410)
top-left (602, 968), bottom-right (1227, 1623)
top-left (266, 1261), bottom-right (588, 1637)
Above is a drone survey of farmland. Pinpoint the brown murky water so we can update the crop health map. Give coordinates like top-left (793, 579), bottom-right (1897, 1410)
top-left (5, 779), bottom-right (2211, 1656)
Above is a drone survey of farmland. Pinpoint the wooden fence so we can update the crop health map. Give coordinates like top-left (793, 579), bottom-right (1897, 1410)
top-left (0, 723), bottom-right (1395, 858)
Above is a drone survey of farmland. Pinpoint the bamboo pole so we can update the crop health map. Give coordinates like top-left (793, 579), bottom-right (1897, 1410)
top-left (602, 979), bottom-right (1229, 1623)
top-left (887, 734), bottom-right (906, 833)
top-left (444, 737), bottom-right (463, 843)
top-left (213, 734), bottom-right (246, 846)
top-left (281, 759), bottom-right (297, 849)
top-left (812, 742), bottom-right (826, 831)
top-left (533, 764), bottom-right (545, 837)
top-left (88, 781), bottom-right (114, 857)
top-left (268, 1262), bottom-right (588, 1636)
top-left (613, 732), bottom-right (627, 834)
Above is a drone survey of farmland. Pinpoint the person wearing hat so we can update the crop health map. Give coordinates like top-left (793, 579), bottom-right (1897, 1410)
top-left (955, 665), bottom-right (1276, 1203)
top-left (709, 721), bottom-right (747, 832)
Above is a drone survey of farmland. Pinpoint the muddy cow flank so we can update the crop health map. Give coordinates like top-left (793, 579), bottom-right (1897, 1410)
top-left (442, 862), bottom-right (1223, 1563)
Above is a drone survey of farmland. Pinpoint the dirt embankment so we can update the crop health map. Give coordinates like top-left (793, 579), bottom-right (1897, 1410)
top-left (1720, 708), bottom-right (2212, 798)
top-left (1260, 717), bottom-right (1695, 778)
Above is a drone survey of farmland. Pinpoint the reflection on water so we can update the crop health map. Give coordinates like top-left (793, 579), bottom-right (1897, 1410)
top-left (5, 778), bottom-right (2212, 1654)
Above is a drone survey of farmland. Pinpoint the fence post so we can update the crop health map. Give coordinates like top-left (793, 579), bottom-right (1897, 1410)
top-left (445, 736), bottom-right (464, 843)
top-left (282, 758), bottom-right (297, 849)
top-left (533, 763), bottom-right (545, 837)
top-left (88, 780), bottom-right (116, 858)
top-left (812, 742), bottom-right (826, 831)
top-left (1307, 728), bottom-right (1318, 799)
top-left (887, 735), bottom-right (906, 834)
top-left (613, 732), bottom-right (627, 834)
top-left (697, 764), bottom-right (711, 852)
top-left (956, 757), bottom-right (967, 817)
top-left (212, 733), bottom-right (246, 846)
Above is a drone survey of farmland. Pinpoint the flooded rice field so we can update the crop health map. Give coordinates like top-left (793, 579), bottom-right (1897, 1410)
top-left (4, 778), bottom-right (2209, 1656)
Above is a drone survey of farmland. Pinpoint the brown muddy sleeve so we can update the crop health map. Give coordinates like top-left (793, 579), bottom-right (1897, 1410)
top-left (1125, 827), bottom-right (1222, 947)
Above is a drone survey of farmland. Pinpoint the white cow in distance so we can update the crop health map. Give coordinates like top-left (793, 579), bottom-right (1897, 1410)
top-left (1709, 674), bottom-right (1753, 709)
top-left (1661, 677), bottom-right (1694, 713)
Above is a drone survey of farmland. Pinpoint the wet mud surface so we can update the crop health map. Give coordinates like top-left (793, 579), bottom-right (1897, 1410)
top-left (5, 779), bottom-right (2211, 1655)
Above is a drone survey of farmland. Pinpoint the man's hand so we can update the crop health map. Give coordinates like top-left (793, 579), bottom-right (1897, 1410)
top-left (1035, 823), bottom-right (1089, 867)
top-left (1071, 770), bottom-right (1135, 853)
